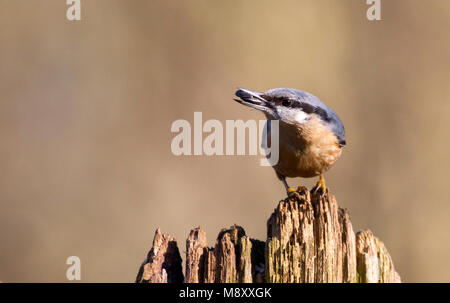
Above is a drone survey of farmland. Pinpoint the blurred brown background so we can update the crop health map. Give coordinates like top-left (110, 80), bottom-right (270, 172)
top-left (0, 0), bottom-right (449, 282)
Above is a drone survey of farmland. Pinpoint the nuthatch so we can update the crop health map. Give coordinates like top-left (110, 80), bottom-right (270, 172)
top-left (234, 88), bottom-right (346, 194)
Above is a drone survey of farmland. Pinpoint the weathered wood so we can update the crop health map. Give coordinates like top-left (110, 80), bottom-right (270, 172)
top-left (356, 230), bottom-right (401, 283)
top-left (135, 228), bottom-right (183, 283)
top-left (137, 187), bottom-right (400, 283)
top-left (203, 248), bottom-right (216, 283)
top-left (266, 188), bottom-right (315, 282)
top-left (215, 229), bottom-right (237, 282)
top-left (265, 188), bottom-right (360, 282)
top-left (312, 190), bottom-right (345, 282)
top-left (339, 208), bottom-right (358, 283)
top-left (265, 188), bottom-right (396, 283)
top-left (183, 225), bottom-right (265, 283)
top-left (185, 227), bottom-right (208, 283)
top-left (211, 225), bottom-right (264, 283)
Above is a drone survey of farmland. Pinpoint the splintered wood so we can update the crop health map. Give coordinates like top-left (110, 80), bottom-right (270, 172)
top-left (267, 188), bottom-right (400, 283)
top-left (185, 225), bottom-right (265, 283)
top-left (356, 230), bottom-right (401, 283)
top-left (137, 188), bottom-right (400, 283)
top-left (136, 228), bottom-right (184, 283)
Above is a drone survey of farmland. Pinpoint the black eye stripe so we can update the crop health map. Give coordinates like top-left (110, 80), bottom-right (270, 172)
top-left (275, 98), bottom-right (329, 122)
top-left (291, 102), bottom-right (314, 113)
top-left (290, 102), bottom-right (330, 121)
top-left (313, 107), bottom-right (330, 121)
top-left (300, 103), bottom-right (315, 114)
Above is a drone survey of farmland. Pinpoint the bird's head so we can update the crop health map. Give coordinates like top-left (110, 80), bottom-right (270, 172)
top-left (234, 87), bottom-right (346, 146)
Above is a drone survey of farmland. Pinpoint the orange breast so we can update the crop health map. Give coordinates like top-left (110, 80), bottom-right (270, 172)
top-left (272, 115), bottom-right (343, 178)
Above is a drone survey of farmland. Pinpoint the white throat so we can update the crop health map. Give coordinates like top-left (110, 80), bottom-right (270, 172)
top-left (294, 110), bottom-right (309, 124)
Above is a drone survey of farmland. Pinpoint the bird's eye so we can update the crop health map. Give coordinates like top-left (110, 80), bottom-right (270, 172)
top-left (281, 99), bottom-right (292, 107)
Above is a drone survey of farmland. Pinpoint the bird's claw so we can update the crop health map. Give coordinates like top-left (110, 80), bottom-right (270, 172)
top-left (286, 187), bottom-right (297, 198)
top-left (313, 174), bottom-right (328, 197)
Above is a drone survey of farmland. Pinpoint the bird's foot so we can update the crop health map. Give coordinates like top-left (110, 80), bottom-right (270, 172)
top-left (313, 174), bottom-right (328, 196)
top-left (286, 187), bottom-right (297, 198)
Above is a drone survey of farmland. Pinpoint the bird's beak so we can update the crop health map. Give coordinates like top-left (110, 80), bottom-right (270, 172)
top-left (234, 88), bottom-right (270, 112)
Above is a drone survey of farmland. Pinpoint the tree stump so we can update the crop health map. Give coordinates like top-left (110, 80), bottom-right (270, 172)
top-left (136, 188), bottom-right (400, 283)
